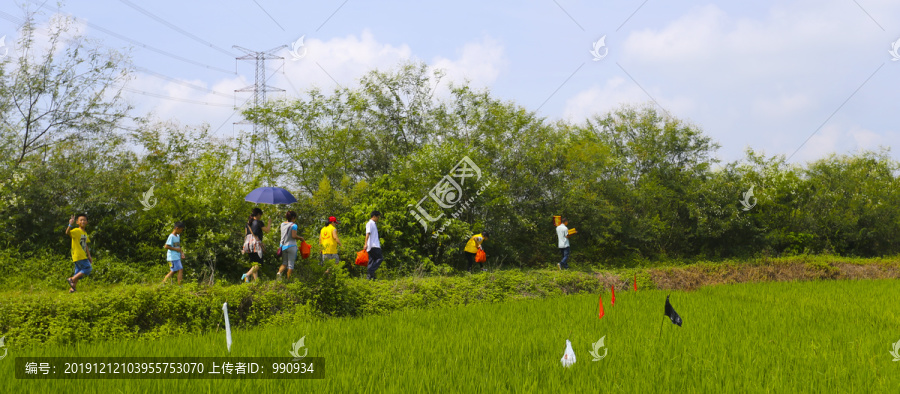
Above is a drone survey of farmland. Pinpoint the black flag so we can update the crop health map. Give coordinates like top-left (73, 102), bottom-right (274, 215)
top-left (664, 295), bottom-right (682, 326)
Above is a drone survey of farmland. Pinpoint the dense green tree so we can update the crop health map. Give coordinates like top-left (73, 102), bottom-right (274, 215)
top-left (1, 17), bottom-right (899, 280)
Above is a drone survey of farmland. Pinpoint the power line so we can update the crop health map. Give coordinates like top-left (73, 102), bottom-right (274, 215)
top-left (0, 10), bottom-right (25, 26)
top-left (252, 0), bottom-right (286, 31)
top-left (213, 61), bottom-right (285, 135)
top-left (24, 0), bottom-right (236, 75)
top-left (3, 16), bottom-right (233, 103)
top-left (133, 66), bottom-right (234, 98)
top-left (0, 0), bottom-right (50, 27)
top-left (214, 95), bottom-right (253, 135)
top-left (117, 0), bottom-right (238, 57)
top-left (122, 87), bottom-right (234, 107)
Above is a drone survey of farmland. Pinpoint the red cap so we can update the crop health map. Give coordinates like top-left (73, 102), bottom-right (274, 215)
top-left (329, 216), bottom-right (339, 223)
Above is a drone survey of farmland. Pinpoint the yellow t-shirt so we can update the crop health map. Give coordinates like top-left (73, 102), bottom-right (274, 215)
top-left (464, 234), bottom-right (484, 254)
top-left (69, 228), bottom-right (90, 262)
top-left (320, 224), bottom-right (337, 254)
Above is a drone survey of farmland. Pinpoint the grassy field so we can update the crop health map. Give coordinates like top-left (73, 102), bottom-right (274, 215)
top-left (2, 279), bottom-right (898, 393)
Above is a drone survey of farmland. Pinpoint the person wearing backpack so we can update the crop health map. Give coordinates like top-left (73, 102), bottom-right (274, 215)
top-left (241, 207), bottom-right (270, 283)
top-left (277, 210), bottom-right (304, 280)
top-left (464, 231), bottom-right (489, 272)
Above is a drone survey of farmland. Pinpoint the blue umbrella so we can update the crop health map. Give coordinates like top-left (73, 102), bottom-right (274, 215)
top-left (244, 187), bottom-right (298, 205)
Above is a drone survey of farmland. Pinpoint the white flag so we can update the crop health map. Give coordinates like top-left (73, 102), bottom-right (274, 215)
top-left (222, 302), bottom-right (232, 352)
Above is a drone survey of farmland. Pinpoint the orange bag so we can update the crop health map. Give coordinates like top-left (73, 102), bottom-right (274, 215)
top-left (355, 250), bottom-right (369, 266)
top-left (475, 249), bottom-right (486, 263)
top-left (300, 241), bottom-right (311, 259)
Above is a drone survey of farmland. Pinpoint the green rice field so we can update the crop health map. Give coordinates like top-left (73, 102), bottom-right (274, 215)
top-left (2, 279), bottom-right (898, 393)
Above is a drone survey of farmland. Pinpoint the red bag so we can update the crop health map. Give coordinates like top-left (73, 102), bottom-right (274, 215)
top-left (355, 250), bottom-right (369, 266)
top-left (475, 249), bottom-right (486, 263)
top-left (300, 241), bottom-right (311, 259)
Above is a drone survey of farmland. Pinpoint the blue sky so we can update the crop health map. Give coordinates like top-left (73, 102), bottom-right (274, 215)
top-left (2, 0), bottom-right (899, 164)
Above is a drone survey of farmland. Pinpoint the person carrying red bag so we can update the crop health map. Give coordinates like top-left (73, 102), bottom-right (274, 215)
top-left (364, 210), bottom-right (384, 280)
top-left (464, 231), bottom-right (489, 272)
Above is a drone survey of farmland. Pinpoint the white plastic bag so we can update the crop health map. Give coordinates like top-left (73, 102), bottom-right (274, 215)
top-left (560, 339), bottom-right (576, 367)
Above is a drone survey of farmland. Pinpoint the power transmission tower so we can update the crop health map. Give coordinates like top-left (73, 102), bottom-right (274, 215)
top-left (233, 45), bottom-right (286, 179)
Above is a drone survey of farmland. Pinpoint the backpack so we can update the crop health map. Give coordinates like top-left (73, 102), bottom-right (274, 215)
top-left (242, 224), bottom-right (263, 258)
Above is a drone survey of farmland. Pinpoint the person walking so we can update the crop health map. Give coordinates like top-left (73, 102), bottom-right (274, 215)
top-left (242, 207), bottom-right (270, 283)
top-left (162, 222), bottom-right (186, 285)
top-left (364, 210), bottom-right (384, 280)
top-left (556, 218), bottom-right (572, 270)
top-left (277, 211), bottom-right (304, 280)
top-left (65, 214), bottom-right (92, 293)
top-left (319, 216), bottom-right (342, 267)
top-left (464, 231), bottom-right (489, 272)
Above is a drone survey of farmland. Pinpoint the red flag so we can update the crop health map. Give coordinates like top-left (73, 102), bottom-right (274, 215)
top-left (611, 285), bottom-right (616, 305)
top-left (598, 294), bottom-right (605, 319)
top-left (634, 274), bottom-right (638, 291)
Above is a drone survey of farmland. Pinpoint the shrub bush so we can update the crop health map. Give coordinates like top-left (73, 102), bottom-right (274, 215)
top-left (0, 269), bottom-right (616, 348)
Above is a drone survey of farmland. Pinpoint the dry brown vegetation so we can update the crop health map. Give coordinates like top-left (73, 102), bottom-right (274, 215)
top-left (647, 261), bottom-right (900, 291)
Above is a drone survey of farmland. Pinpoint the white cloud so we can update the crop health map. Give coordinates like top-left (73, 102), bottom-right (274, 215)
top-left (121, 30), bottom-right (509, 137)
top-left (430, 36), bottom-right (506, 89)
top-left (274, 31), bottom-right (506, 97)
top-left (564, 0), bottom-right (900, 163)
top-left (562, 77), bottom-right (646, 121)
top-left (793, 123), bottom-right (899, 163)
top-left (562, 77), bottom-right (695, 122)
top-left (752, 92), bottom-right (814, 119)
top-left (621, 2), bottom-right (888, 77)
top-left (1, 12), bottom-right (89, 66)
top-left (623, 5), bottom-right (726, 66)
top-left (124, 29), bottom-right (417, 135)
top-left (277, 29), bottom-right (413, 92)
top-left (123, 72), bottom-right (246, 133)
top-left (797, 124), bottom-right (840, 162)
top-left (849, 126), bottom-right (884, 150)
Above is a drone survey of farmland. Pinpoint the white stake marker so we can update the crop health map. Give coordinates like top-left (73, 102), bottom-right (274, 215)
top-left (222, 302), bottom-right (232, 352)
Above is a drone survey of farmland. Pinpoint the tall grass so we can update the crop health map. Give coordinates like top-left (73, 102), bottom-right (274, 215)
top-left (2, 280), bottom-right (897, 393)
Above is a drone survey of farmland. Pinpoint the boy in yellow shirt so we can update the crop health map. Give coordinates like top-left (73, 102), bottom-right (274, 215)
top-left (65, 214), bottom-right (92, 293)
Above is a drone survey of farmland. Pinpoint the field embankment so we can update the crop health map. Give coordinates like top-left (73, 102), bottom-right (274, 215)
top-left (1, 256), bottom-right (898, 348)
